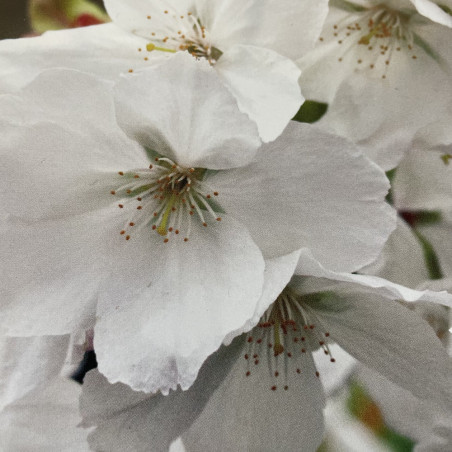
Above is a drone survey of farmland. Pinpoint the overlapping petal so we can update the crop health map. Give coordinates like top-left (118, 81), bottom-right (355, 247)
top-left (211, 122), bottom-right (396, 271)
top-left (0, 23), bottom-right (149, 94)
top-left (215, 45), bottom-right (303, 142)
top-left (114, 52), bottom-right (261, 169)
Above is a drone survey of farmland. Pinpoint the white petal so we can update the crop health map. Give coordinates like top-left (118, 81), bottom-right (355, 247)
top-left (0, 377), bottom-right (90, 452)
top-left (317, 68), bottom-right (451, 170)
top-left (81, 341), bottom-right (244, 452)
top-left (313, 344), bottom-right (356, 395)
top-left (104, 0), bottom-right (194, 39)
top-left (94, 216), bottom-right (265, 393)
top-left (196, 0), bottom-right (329, 60)
top-left (0, 335), bottom-right (70, 410)
top-left (114, 52), bottom-right (261, 170)
top-left (223, 249), bottom-right (302, 345)
top-left (360, 217), bottom-right (430, 288)
top-left (182, 336), bottom-right (325, 452)
top-left (0, 69), bottom-right (147, 220)
top-left (393, 134), bottom-right (452, 212)
top-left (215, 44), bottom-right (302, 142)
top-left (411, 0), bottom-right (452, 27)
top-left (211, 121), bottom-right (396, 271)
top-left (294, 249), bottom-right (452, 308)
top-left (0, 23), bottom-right (149, 94)
top-left (0, 210), bottom-right (118, 336)
top-left (304, 290), bottom-right (452, 409)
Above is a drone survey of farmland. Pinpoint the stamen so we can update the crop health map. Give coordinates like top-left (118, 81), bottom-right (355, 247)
top-left (111, 158), bottom-right (223, 242)
top-left (243, 287), bottom-right (336, 390)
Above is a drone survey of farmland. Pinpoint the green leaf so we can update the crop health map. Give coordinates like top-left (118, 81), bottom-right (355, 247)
top-left (292, 100), bottom-right (328, 124)
top-left (413, 228), bottom-right (444, 280)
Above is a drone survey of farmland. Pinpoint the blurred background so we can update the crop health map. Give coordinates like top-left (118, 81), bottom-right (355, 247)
top-left (0, 0), bottom-right (29, 39)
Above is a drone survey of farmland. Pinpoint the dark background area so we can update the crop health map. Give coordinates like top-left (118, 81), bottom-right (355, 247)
top-left (0, 0), bottom-right (29, 39)
top-left (0, 0), bottom-right (105, 39)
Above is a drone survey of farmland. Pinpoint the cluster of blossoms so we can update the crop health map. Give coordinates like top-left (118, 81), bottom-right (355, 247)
top-left (0, 0), bottom-right (452, 450)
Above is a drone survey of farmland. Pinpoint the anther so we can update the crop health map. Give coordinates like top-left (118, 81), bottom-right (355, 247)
top-left (126, 235), bottom-right (130, 240)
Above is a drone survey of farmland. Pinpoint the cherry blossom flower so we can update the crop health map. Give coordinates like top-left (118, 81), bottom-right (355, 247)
top-left (0, 0), bottom-right (330, 141)
top-left (298, 0), bottom-right (452, 169)
top-left (79, 250), bottom-right (452, 451)
top-left (0, 55), bottom-right (395, 394)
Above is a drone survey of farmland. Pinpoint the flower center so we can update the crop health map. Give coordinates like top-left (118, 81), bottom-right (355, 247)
top-left (322, 2), bottom-right (418, 79)
top-left (243, 287), bottom-right (335, 391)
top-left (110, 156), bottom-right (223, 242)
top-left (141, 10), bottom-right (222, 65)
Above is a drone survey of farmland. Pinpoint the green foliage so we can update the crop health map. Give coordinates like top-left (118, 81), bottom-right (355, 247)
top-left (292, 100), bottom-right (328, 124)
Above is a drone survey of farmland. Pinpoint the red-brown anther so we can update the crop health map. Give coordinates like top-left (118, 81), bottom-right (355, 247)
top-left (287, 352), bottom-right (292, 358)
top-left (271, 386), bottom-right (277, 391)
top-left (163, 238), bottom-right (169, 243)
top-left (246, 371), bottom-right (251, 377)
top-left (244, 354), bottom-right (249, 360)
top-left (168, 227), bottom-right (173, 232)
top-left (203, 222), bottom-right (207, 227)
top-left (126, 235), bottom-right (130, 240)
top-left (309, 325), bottom-right (315, 329)
top-left (118, 204), bottom-right (124, 208)
top-left (325, 332), bottom-right (330, 337)
top-left (284, 385), bottom-right (289, 391)
top-left (254, 360), bottom-right (259, 365)
top-left (301, 337), bottom-right (306, 342)
top-left (175, 230), bottom-right (180, 234)
top-left (296, 368), bottom-right (301, 374)
top-left (247, 337), bottom-right (253, 343)
top-left (206, 194), bottom-right (211, 199)
top-left (118, 171), bottom-right (124, 176)
top-left (110, 190), bottom-right (116, 195)
top-left (213, 192), bottom-right (218, 196)
top-left (129, 222), bottom-right (135, 227)
top-left (120, 230), bottom-right (125, 235)
top-left (253, 354), bottom-right (258, 359)
top-left (274, 371), bottom-right (279, 377)
top-left (152, 225), bottom-right (157, 230)
top-left (315, 371), bottom-right (320, 378)
top-left (134, 175), bottom-right (140, 179)
top-left (319, 341), bottom-right (325, 346)
top-left (301, 348), bottom-right (306, 353)
top-left (184, 238), bottom-right (189, 242)
top-left (137, 206), bottom-right (142, 210)
top-left (216, 217), bottom-right (221, 221)
top-left (330, 358), bottom-right (336, 363)
top-left (256, 339), bottom-right (262, 344)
